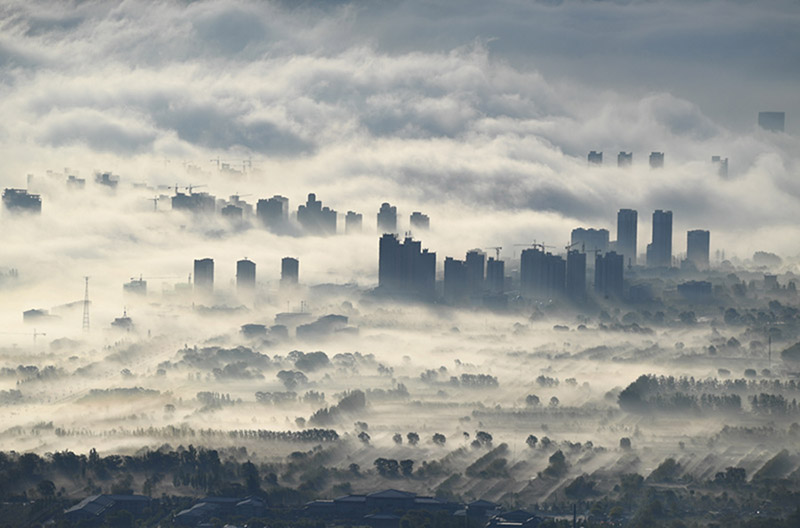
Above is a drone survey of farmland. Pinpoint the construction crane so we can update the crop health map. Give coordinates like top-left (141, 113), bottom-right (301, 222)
top-left (0, 329), bottom-right (46, 344)
top-left (185, 184), bottom-right (207, 194)
top-left (210, 158), bottom-right (221, 169)
top-left (484, 247), bottom-right (502, 260)
top-left (144, 196), bottom-right (160, 211)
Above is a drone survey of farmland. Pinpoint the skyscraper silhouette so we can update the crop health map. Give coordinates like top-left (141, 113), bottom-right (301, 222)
top-left (616, 209), bottom-right (638, 267)
top-left (686, 230), bottom-right (710, 270)
top-left (646, 210), bottom-right (672, 268)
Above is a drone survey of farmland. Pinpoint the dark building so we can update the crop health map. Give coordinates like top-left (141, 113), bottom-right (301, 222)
top-left (616, 209), bottom-right (638, 267)
top-left (410, 211), bottom-right (430, 231)
top-left (236, 259), bottom-right (256, 292)
top-left (345, 211), bottom-right (363, 234)
top-left (649, 152), bottom-right (664, 169)
top-left (281, 257), bottom-right (299, 286)
top-left (686, 229), bottom-right (710, 271)
top-left (66, 175), bottom-right (86, 189)
top-left (64, 495), bottom-right (151, 524)
top-left (221, 204), bottom-right (243, 220)
top-left (566, 250), bottom-right (586, 302)
top-left (377, 202), bottom-right (397, 234)
top-left (194, 258), bottom-right (214, 295)
top-left (485, 257), bottom-right (504, 294)
top-left (465, 249), bottom-right (485, 298)
top-left (711, 156), bottom-right (729, 178)
top-left (571, 228), bottom-right (609, 256)
top-left (378, 234), bottom-right (436, 300)
top-left (2, 188), bottom-right (41, 214)
top-left (758, 111), bottom-right (785, 132)
top-left (520, 247), bottom-right (566, 299)
top-left (646, 210), bottom-right (673, 268)
top-left (678, 280), bottom-right (712, 302)
top-left (298, 193), bottom-right (336, 235)
top-left (595, 251), bottom-right (624, 298)
top-left (257, 195), bottom-right (289, 231)
top-left (618, 151), bottom-right (633, 167)
top-left (588, 151), bottom-right (603, 165)
top-left (172, 192), bottom-right (215, 214)
top-left (94, 172), bottom-right (119, 189)
top-left (444, 257), bottom-right (468, 304)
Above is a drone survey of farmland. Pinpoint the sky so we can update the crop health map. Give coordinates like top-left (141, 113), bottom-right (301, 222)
top-left (0, 0), bottom-right (799, 264)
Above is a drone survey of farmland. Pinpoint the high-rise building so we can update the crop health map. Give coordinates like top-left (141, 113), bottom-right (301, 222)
top-left (443, 257), bottom-right (468, 304)
top-left (465, 250), bottom-right (485, 298)
top-left (236, 259), bottom-right (256, 292)
top-left (520, 247), bottom-right (566, 299)
top-left (566, 250), bottom-right (586, 302)
top-left (378, 234), bottom-right (435, 300)
top-left (194, 258), bottom-right (214, 295)
top-left (2, 188), bottom-right (41, 214)
top-left (758, 111), bottom-right (785, 132)
top-left (595, 252), bottom-right (624, 298)
top-left (173, 192), bottom-right (215, 214)
top-left (485, 257), bottom-right (505, 294)
top-left (256, 195), bottom-right (289, 231)
top-left (410, 212), bottom-right (430, 231)
top-left (616, 209), bottom-right (638, 267)
top-left (588, 151), bottom-right (603, 165)
top-left (297, 193), bottom-right (336, 235)
top-left (711, 156), bottom-right (729, 178)
top-left (221, 204), bottom-right (243, 221)
top-left (345, 211), bottom-right (363, 234)
top-left (377, 202), bottom-right (398, 234)
top-left (646, 210), bottom-right (673, 268)
top-left (686, 230), bottom-right (710, 271)
top-left (649, 152), bottom-right (664, 169)
top-left (571, 228), bottom-right (609, 256)
top-left (281, 257), bottom-right (299, 286)
top-left (618, 152), bottom-right (632, 167)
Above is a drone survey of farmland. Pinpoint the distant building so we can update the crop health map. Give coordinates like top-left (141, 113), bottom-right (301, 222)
top-left (2, 188), bottom-right (41, 214)
top-left (345, 211), bottom-right (363, 234)
top-left (172, 192), bottom-right (215, 214)
top-left (758, 111), bottom-right (785, 132)
top-left (298, 193), bottom-right (336, 235)
top-left (221, 204), bottom-right (243, 220)
top-left (649, 152), bottom-right (664, 169)
top-left (711, 156), bottom-right (729, 178)
top-left (485, 257), bottom-right (505, 294)
top-left (222, 194), bottom-right (253, 217)
top-left (378, 234), bottom-right (435, 300)
top-left (94, 172), bottom-right (119, 189)
top-left (111, 309), bottom-right (134, 331)
top-left (465, 250), bottom-right (485, 298)
top-left (616, 209), bottom-right (637, 267)
top-left (256, 195), bottom-right (289, 231)
top-left (194, 258), bottom-right (214, 295)
top-left (410, 211), bottom-right (430, 231)
top-left (444, 257), bottom-right (468, 304)
top-left (236, 259), bottom-right (256, 292)
top-left (123, 277), bottom-right (147, 296)
top-left (686, 230), bottom-right (710, 271)
top-left (595, 251), bottom-right (624, 298)
top-left (64, 495), bottom-right (151, 524)
top-left (618, 151), bottom-right (633, 167)
top-left (588, 151), bottom-right (603, 166)
top-left (677, 280), bottom-right (712, 302)
top-left (66, 175), bottom-right (86, 189)
top-left (520, 247), bottom-right (566, 299)
top-left (377, 202), bottom-right (398, 234)
top-left (281, 257), bottom-right (299, 286)
top-left (571, 228), bottom-right (609, 256)
top-left (566, 250), bottom-right (586, 302)
top-left (646, 210), bottom-right (672, 268)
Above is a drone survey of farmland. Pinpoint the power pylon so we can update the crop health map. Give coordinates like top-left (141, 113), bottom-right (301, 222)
top-left (82, 276), bottom-right (90, 332)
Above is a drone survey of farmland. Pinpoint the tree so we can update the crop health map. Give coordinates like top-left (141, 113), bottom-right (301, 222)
top-left (475, 431), bottom-right (493, 448)
top-left (241, 461), bottom-right (260, 493)
top-left (432, 433), bottom-right (446, 446)
top-left (549, 396), bottom-right (560, 407)
top-left (374, 458), bottom-right (399, 477)
top-left (407, 432), bottom-right (420, 445)
top-left (37, 480), bottom-right (55, 498)
top-left (526, 435), bottom-right (538, 448)
top-left (620, 437), bottom-right (632, 450)
top-left (400, 459), bottom-right (414, 477)
top-left (358, 431), bottom-right (371, 444)
top-left (542, 449), bottom-right (567, 478)
top-left (393, 433), bottom-right (403, 445)
top-left (525, 394), bottom-right (541, 407)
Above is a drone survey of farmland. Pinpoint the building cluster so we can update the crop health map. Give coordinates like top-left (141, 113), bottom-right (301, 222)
top-left (380, 207), bottom-right (713, 307)
top-left (2, 188), bottom-right (41, 214)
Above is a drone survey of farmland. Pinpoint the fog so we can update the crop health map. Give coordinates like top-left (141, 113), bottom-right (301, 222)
top-left (1, 0), bottom-right (799, 519)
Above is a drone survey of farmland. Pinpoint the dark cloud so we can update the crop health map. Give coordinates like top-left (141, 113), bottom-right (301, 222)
top-left (40, 112), bottom-right (156, 155)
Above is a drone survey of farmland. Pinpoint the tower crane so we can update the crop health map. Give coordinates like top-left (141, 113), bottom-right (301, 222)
top-left (484, 247), bottom-right (502, 260)
top-left (0, 329), bottom-right (46, 344)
